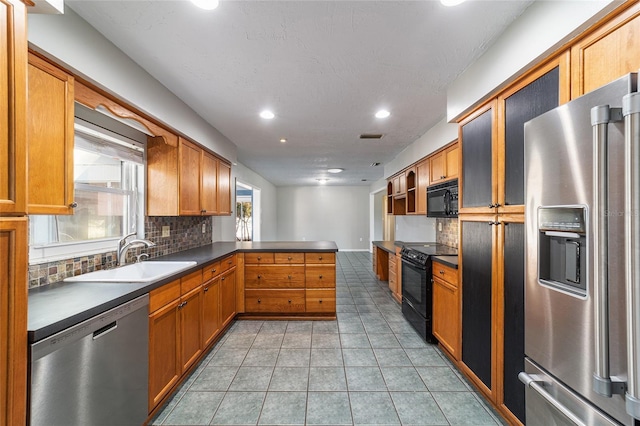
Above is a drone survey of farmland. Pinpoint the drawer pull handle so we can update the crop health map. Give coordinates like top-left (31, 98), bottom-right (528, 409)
top-left (440, 270), bottom-right (445, 275)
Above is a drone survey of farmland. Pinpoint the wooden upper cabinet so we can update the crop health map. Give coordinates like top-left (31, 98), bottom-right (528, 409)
top-left (179, 138), bottom-right (203, 215)
top-left (217, 160), bottom-right (231, 216)
top-left (392, 172), bottom-right (406, 196)
top-left (0, 0), bottom-right (27, 216)
top-left (27, 53), bottom-right (75, 215)
top-left (571, 2), bottom-right (640, 98)
top-left (201, 151), bottom-right (218, 215)
top-left (405, 167), bottom-right (417, 214)
top-left (415, 159), bottom-right (429, 215)
top-left (429, 142), bottom-right (459, 184)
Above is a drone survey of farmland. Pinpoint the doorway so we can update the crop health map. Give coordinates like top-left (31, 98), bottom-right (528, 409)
top-left (236, 181), bottom-right (261, 241)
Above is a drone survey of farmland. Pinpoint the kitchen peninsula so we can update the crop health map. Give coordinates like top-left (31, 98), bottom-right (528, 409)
top-left (27, 240), bottom-right (338, 423)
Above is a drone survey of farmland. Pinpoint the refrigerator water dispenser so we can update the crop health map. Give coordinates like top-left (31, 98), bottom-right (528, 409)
top-left (537, 206), bottom-right (587, 297)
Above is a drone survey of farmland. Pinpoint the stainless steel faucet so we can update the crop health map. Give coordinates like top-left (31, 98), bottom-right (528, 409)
top-left (117, 232), bottom-right (156, 266)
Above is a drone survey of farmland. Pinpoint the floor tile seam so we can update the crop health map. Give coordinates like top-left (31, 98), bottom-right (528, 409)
top-left (429, 390), bottom-right (498, 426)
top-left (386, 389), bottom-right (449, 426)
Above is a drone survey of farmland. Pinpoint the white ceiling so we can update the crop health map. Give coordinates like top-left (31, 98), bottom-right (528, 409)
top-left (66, 0), bottom-right (533, 187)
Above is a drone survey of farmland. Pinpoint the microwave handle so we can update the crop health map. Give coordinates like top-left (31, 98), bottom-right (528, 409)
top-left (443, 190), bottom-right (450, 215)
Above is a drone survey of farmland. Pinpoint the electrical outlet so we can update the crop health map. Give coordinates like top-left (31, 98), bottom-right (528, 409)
top-left (202, 223), bottom-right (206, 234)
top-left (162, 226), bottom-right (170, 237)
top-left (438, 222), bottom-right (443, 232)
top-left (359, 237), bottom-right (363, 241)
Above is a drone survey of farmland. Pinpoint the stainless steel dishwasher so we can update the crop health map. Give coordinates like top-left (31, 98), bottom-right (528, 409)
top-left (29, 294), bottom-right (149, 426)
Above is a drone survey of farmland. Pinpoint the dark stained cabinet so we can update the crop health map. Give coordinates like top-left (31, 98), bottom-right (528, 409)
top-left (460, 106), bottom-right (494, 211)
top-left (501, 220), bottom-right (525, 423)
top-left (503, 67), bottom-right (560, 207)
top-left (461, 218), bottom-right (494, 391)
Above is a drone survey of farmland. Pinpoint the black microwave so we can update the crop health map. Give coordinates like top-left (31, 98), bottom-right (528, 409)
top-left (426, 179), bottom-right (458, 218)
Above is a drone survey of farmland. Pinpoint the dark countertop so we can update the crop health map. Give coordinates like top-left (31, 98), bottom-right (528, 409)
top-left (432, 255), bottom-right (459, 269)
top-left (28, 241), bottom-right (338, 343)
top-left (372, 240), bottom-right (400, 253)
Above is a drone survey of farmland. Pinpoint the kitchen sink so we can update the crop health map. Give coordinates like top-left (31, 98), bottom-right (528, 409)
top-left (63, 261), bottom-right (197, 283)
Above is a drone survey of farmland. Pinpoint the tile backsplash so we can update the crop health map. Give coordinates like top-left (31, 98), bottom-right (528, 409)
top-left (28, 216), bottom-right (213, 288)
top-left (436, 218), bottom-right (458, 249)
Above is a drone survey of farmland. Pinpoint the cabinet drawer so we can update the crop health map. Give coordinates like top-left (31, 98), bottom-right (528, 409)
top-left (181, 269), bottom-right (203, 294)
top-left (306, 289), bottom-right (336, 313)
top-left (245, 252), bottom-right (275, 264)
top-left (244, 265), bottom-right (305, 288)
top-left (202, 261), bottom-right (221, 282)
top-left (149, 279), bottom-right (180, 313)
top-left (245, 289), bottom-right (305, 313)
top-left (275, 252), bottom-right (305, 264)
top-left (305, 265), bottom-right (336, 288)
top-left (220, 255), bottom-right (236, 273)
top-left (305, 252), bottom-right (335, 264)
top-left (432, 261), bottom-right (458, 287)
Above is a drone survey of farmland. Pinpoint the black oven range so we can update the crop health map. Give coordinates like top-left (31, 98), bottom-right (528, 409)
top-left (400, 243), bottom-right (457, 343)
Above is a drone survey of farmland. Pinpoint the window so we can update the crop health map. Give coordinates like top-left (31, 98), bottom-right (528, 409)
top-left (29, 119), bottom-right (145, 263)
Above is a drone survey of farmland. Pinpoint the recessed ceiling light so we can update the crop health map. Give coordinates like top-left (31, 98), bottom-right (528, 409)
top-left (327, 168), bottom-right (344, 174)
top-left (190, 0), bottom-right (219, 10)
top-left (280, 138), bottom-right (287, 143)
top-left (375, 110), bottom-right (390, 119)
top-left (317, 178), bottom-right (329, 184)
top-left (260, 110), bottom-right (275, 119)
top-left (440, 0), bottom-right (465, 6)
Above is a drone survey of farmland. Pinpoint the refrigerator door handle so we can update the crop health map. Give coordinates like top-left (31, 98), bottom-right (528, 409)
top-left (591, 105), bottom-right (626, 398)
top-left (623, 92), bottom-right (640, 419)
top-left (519, 372), bottom-right (588, 426)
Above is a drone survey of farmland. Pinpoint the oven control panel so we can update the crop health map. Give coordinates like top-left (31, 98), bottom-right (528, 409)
top-left (400, 247), bottom-right (429, 266)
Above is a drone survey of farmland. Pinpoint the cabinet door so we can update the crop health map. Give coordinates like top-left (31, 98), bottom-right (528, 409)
top-left (179, 138), bottom-right (202, 216)
top-left (571, 3), bottom-right (640, 97)
top-left (499, 219), bottom-right (525, 423)
top-left (416, 159), bottom-right (429, 215)
top-left (220, 269), bottom-right (236, 328)
top-left (201, 151), bottom-right (218, 215)
top-left (501, 63), bottom-right (561, 209)
top-left (0, 0), bottom-right (27, 215)
top-left (460, 103), bottom-right (495, 212)
top-left (180, 286), bottom-right (202, 373)
top-left (461, 217), bottom-right (494, 394)
top-left (432, 277), bottom-right (459, 359)
top-left (217, 161), bottom-right (231, 215)
top-left (0, 218), bottom-right (27, 425)
top-left (149, 298), bottom-right (181, 411)
top-left (202, 278), bottom-right (221, 348)
top-left (430, 151), bottom-right (445, 183)
top-left (406, 168), bottom-right (416, 214)
top-left (27, 54), bottom-right (75, 215)
top-left (445, 145), bottom-right (459, 180)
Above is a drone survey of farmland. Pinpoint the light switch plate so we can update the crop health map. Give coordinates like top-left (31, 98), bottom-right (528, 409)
top-left (162, 226), bottom-right (170, 237)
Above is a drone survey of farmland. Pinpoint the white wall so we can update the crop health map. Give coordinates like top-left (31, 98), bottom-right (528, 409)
top-left (277, 186), bottom-right (370, 250)
top-left (27, 7), bottom-right (237, 163)
top-left (447, 0), bottom-right (621, 121)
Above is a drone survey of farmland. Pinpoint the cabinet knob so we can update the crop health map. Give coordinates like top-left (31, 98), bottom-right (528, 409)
top-left (211, 268), bottom-right (217, 274)
top-left (204, 287), bottom-right (209, 292)
top-left (221, 276), bottom-right (226, 281)
top-left (69, 202), bottom-right (78, 208)
top-left (257, 274), bottom-right (262, 279)
top-left (287, 256), bottom-right (292, 261)
top-left (201, 209), bottom-right (206, 213)
top-left (319, 299), bottom-right (323, 303)
top-left (439, 270), bottom-right (445, 275)
top-left (319, 275), bottom-right (323, 279)
top-left (228, 260), bottom-right (232, 264)
top-left (288, 275), bottom-right (292, 279)
top-left (318, 256), bottom-right (323, 261)
top-left (441, 175), bottom-right (445, 179)
top-left (258, 299), bottom-right (261, 303)
top-left (257, 256), bottom-right (261, 260)
top-left (288, 300), bottom-right (292, 303)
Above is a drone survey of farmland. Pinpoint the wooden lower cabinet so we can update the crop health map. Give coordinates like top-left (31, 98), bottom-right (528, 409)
top-left (148, 295), bottom-right (181, 411)
top-left (201, 277), bottom-right (221, 348)
top-left (220, 268), bottom-right (236, 327)
top-left (179, 286), bottom-right (202, 372)
top-left (244, 252), bottom-right (336, 315)
top-left (431, 260), bottom-right (459, 360)
top-left (389, 247), bottom-right (402, 303)
top-left (245, 289), bottom-right (306, 313)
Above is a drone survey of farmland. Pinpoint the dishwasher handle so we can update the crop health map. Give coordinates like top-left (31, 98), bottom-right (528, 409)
top-left (31, 294), bottom-right (149, 361)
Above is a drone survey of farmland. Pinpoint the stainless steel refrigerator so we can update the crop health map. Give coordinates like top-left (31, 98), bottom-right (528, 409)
top-left (522, 73), bottom-right (640, 425)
